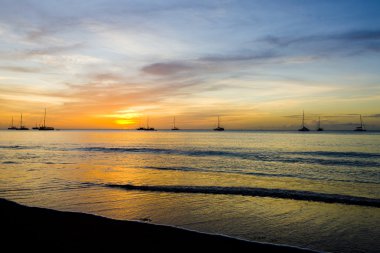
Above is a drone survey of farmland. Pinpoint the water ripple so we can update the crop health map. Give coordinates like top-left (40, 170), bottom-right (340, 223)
top-left (106, 184), bottom-right (380, 208)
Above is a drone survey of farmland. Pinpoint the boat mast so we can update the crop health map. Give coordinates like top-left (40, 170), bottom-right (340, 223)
top-left (218, 116), bottom-right (220, 128)
top-left (44, 108), bottom-right (46, 128)
top-left (138, 118), bottom-right (142, 128)
top-left (318, 116), bottom-right (321, 129)
top-left (147, 117), bottom-right (149, 129)
top-left (11, 116), bottom-right (13, 127)
top-left (20, 113), bottom-right (23, 128)
top-left (173, 116), bottom-right (176, 129)
top-left (302, 110), bottom-right (305, 128)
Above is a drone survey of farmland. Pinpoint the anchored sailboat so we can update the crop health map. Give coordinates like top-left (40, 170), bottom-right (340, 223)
top-left (137, 117), bottom-right (156, 131)
top-left (8, 116), bottom-right (17, 130)
top-left (171, 116), bottom-right (179, 130)
top-left (354, 114), bottom-right (366, 131)
top-left (39, 108), bottom-right (54, 130)
top-left (136, 118), bottom-right (145, 130)
top-left (298, 110), bottom-right (309, 131)
top-left (317, 117), bottom-right (324, 131)
top-left (213, 116), bottom-right (224, 131)
top-left (146, 117), bottom-right (156, 131)
top-left (17, 113), bottom-right (29, 130)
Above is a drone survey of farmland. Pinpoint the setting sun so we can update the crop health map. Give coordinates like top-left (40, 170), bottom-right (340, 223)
top-left (115, 119), bottom-right (137, 125)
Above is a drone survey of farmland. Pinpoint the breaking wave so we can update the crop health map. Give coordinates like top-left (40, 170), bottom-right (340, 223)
top-left (295, 151), bottom-right (380, 159)
top-left (2, 145), bottom-right (379, 167)
top-left (141, 166), bottom-right (379, 184)
top-left (106, 184), bottom-right (380, 207)
top-left (0, 145), bottom-right (35, 150)
top-left (78, 147), bottom-right (380, 167)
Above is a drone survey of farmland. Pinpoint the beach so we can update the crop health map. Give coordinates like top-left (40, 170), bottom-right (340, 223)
top-left (1, 130), bottom-right (379, 252)
top-left (1, 198), bottom-right (315, 252)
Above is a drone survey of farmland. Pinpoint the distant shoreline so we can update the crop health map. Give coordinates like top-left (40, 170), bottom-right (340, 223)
top-left (1, 198), bottom-right (317, 253)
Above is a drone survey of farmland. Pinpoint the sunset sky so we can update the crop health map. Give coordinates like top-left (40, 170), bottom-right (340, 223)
top-left (0, 0), bottom-right (379, 129)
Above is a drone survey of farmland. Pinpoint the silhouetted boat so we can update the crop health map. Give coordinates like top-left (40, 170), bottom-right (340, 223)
top-left (171, 116), bottom-right (179, 130)
top-left (7, 117), bottom-right (17, 130)
top-left (136, 120), bottom-right (145, 131)
top-left (38, 109), bottom-right (54, 130)
top-left (317, 117), bottom-right (324, 131)
top-left (298, 111), bottom-right (309, 131)
top-left (39, 126), bottom-right (54, 130)
top-left (137, 117), bottom-right (156, 131)
top-left (17, 114), bottom-right (29, 130)
top-left (354, 114), bottom-right (366, 131)
top-left (213, 116), bottom-right (224, 131)
top-left (32, 124), bottom-right (39, 130)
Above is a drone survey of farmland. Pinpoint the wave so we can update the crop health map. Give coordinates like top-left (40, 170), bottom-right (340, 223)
top-left (144, 166), bottom-right (202, 172)
top-left (289, 157), bottom-right (379, 167)
top-left (79, 147), bottom-right (380, 167)
top-left (106, 184), bottom-right (380, 207)
top-left (78, 147), bottom-right (239, 157)
top-left (293, 151), bottom-right (380, 159)
top-left (1, 145), bottom-right (379, 167)
top-left (1, 161), bottom-right (19, 164)
top-left (0, 145), bottom-right (34, 150)
top-left (142, 166), bottom-right (379, 184)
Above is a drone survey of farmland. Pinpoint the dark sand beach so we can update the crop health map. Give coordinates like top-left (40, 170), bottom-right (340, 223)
top-left (1, 198), bottom-right (316, 252)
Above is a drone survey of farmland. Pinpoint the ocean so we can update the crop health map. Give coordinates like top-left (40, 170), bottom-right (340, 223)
top-left (0, 130), bottom-right (379, 252)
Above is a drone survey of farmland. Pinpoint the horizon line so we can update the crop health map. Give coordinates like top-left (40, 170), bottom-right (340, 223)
top-left (2, 128), bottom-right (380, 131)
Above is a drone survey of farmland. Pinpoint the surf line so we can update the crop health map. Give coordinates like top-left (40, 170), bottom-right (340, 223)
top-left (105, 184), bottom-right (380, 208)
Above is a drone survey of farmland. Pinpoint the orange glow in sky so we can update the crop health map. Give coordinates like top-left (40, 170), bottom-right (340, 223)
top-left (0, 1), bottom-right (379, 130)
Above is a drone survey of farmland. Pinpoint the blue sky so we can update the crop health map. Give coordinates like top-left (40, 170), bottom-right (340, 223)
top-left (0, 0), bottom-right (379, 129)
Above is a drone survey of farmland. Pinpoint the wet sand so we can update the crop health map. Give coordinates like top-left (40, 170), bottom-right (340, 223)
top-left (1, 198), bottom-right (316, 252)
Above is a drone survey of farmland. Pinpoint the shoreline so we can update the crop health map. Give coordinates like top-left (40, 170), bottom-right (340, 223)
top-left (1, 198), bottom-right (318, 252)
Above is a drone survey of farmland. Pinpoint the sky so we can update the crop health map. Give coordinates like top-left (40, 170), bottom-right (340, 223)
top-left (0, 0), bottom-right (379, 130)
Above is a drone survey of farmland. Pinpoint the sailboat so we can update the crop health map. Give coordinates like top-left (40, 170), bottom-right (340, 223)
top-left (213, 116), bottom-right (224, 131)
top-left (317, 117), bottom-right (324, 131)
top-left (354, 114), bottom-right (366, 131)
top-left (137, 117), bottom-right (155, 131)
top-left (298, 110), bottom-right (310, 131)
top-left (39, 108), bottom-right (54, 130)
top-left (32, 123), bottom-right (39, 130)
top-left (171, 116), bottom-right (179, 130)
top-left (8, 117), bottom-right (17, 130)
top-left (17, 113), bottom-right (29, 130)
top-left (136, 118), bottom-right (145, 130)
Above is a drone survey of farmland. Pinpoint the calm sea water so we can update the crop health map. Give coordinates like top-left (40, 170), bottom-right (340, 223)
top-left (0, 130), bottom-right (379, 252)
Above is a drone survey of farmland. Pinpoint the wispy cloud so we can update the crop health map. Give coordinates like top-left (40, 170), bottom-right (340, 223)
top-left (141, 62), bottom-right (194, 76)
top-left (24, 43), bottom-right (85, 56)
top-left (260, 29), bottom-right (380, 56)
top-left (199, 51), bottom-right (278, 62)
top-left (262, 29), bottom-right (380, 46)
top-left (0, 66), bottom-right (41, 73)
